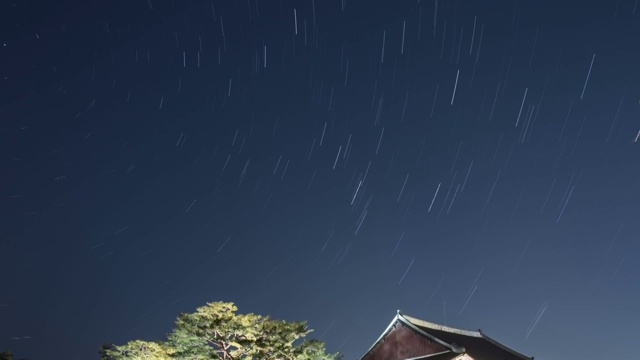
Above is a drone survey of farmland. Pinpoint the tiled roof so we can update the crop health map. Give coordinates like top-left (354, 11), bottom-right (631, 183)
top-left (400, 313), bottom-right (532, 360)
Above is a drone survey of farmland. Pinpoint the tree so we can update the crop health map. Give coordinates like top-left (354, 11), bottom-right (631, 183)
top-left (0, 351), bottom-right (12, 360)
top-left (103, 301), bottom-right (341, 360)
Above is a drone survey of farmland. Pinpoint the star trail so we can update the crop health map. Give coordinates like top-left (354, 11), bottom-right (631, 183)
top-left (2, 0), bottom-right (640, 359)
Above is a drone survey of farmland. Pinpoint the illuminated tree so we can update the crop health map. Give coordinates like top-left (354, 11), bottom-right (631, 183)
top-left (102, 301), bottom-right (340, 360)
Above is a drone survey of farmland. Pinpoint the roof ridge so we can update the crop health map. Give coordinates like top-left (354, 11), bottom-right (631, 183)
top-left (400, 313), bottom-right (482, 338)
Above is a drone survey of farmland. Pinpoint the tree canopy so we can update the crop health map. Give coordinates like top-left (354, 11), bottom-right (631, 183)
top-left (100, 301), bottom-right (341, 360)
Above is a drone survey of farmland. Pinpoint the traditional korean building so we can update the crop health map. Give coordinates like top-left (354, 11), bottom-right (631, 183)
top-left (360, 311), bottom-right (533, 360)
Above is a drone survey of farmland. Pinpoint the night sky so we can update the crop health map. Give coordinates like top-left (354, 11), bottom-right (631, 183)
top-left (2, 0), bottom-right (640, 359)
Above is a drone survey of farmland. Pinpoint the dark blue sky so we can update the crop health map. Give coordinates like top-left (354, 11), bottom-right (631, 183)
top-left (2, 0), bottom-right (640, 358)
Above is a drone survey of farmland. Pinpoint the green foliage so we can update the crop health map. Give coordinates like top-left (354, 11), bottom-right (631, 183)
top-left (103, 301), bottom-right (341, 360)
top-left (0, 351), bottom-right (13, 360)
top-left (101, 340), bottom-right (174, 360)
